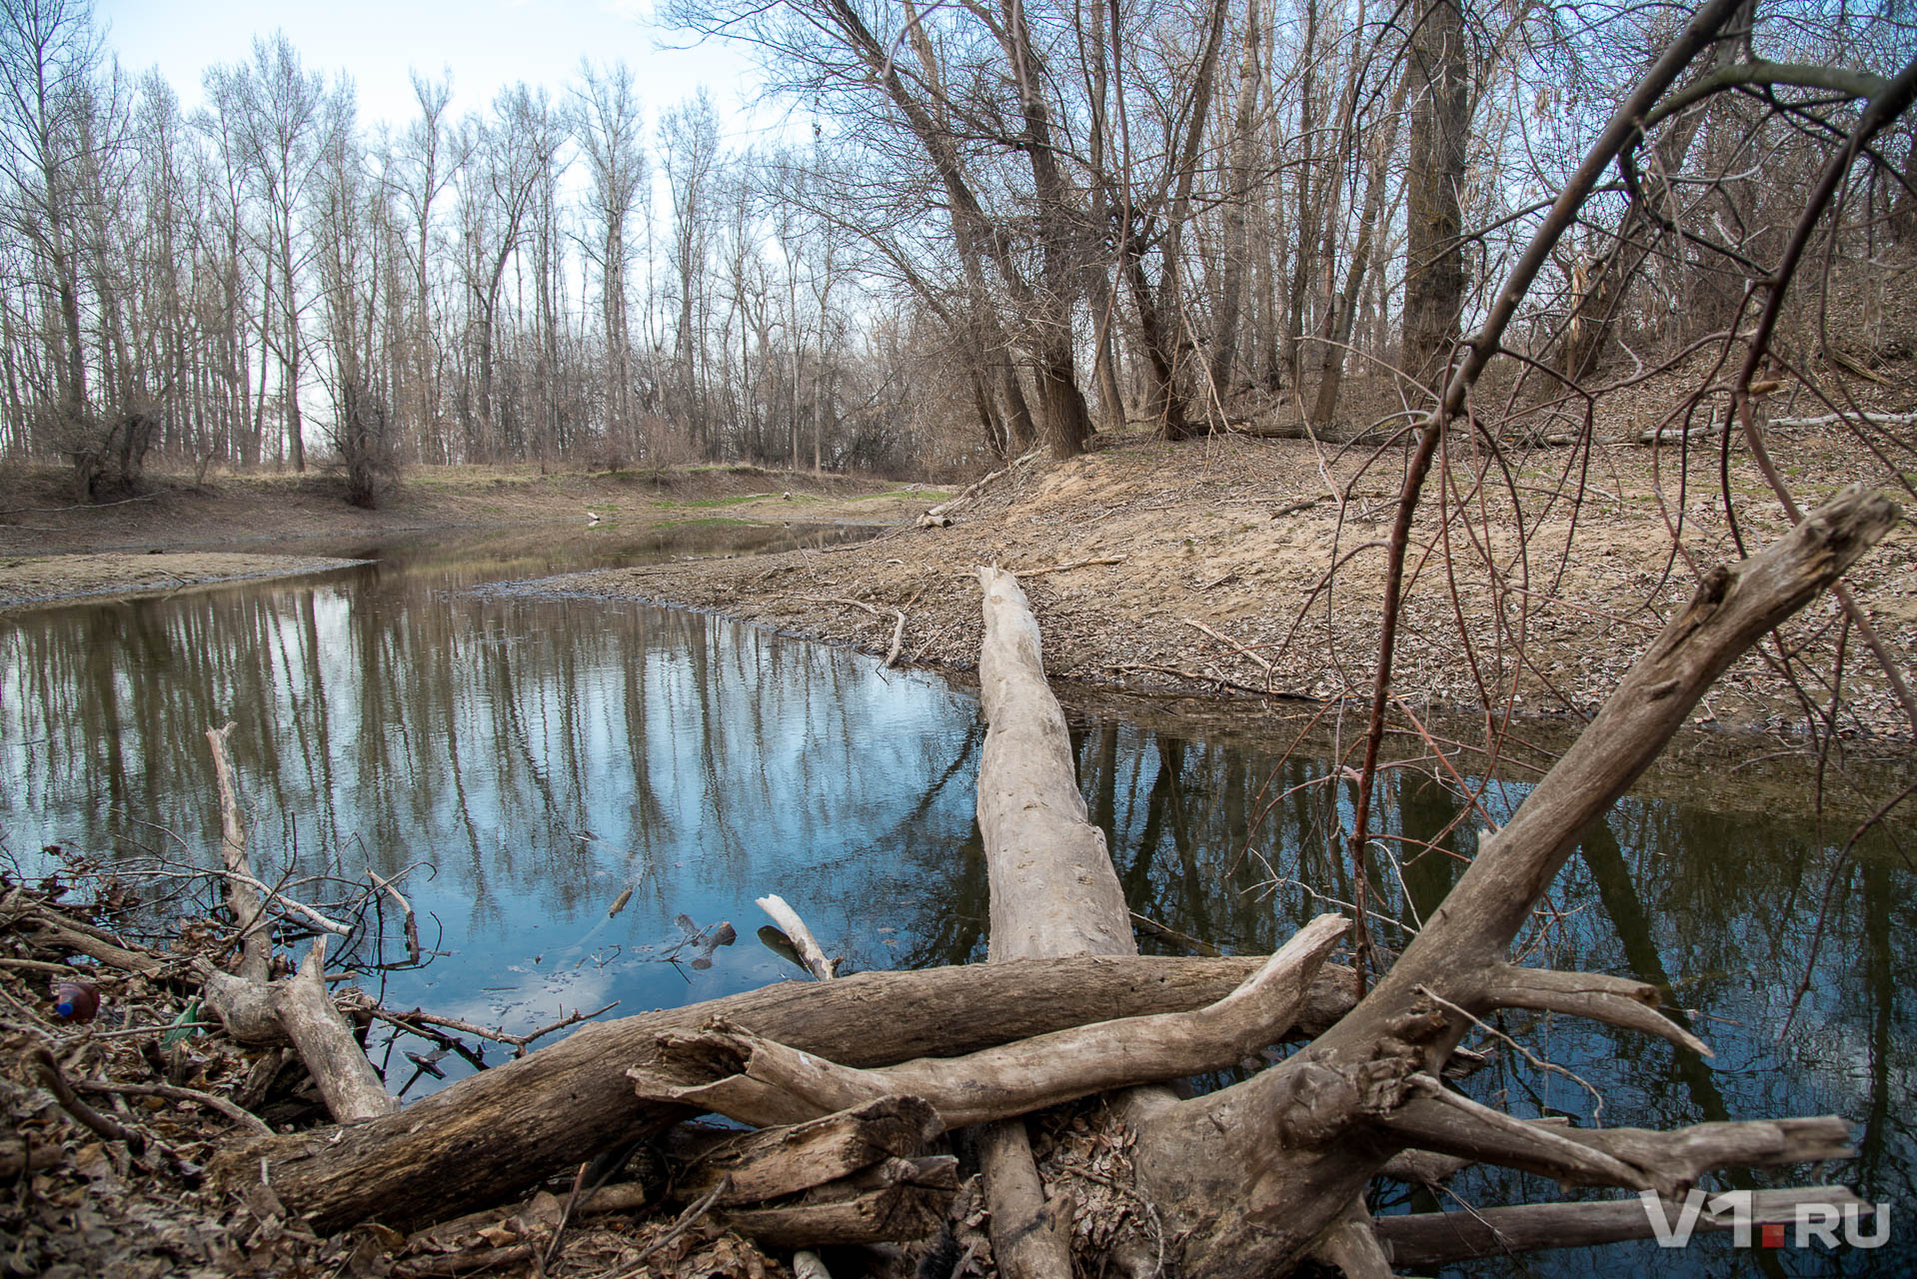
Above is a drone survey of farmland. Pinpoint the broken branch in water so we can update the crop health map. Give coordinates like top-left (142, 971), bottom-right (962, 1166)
top-left (756, 894), bottom-right (837, 980)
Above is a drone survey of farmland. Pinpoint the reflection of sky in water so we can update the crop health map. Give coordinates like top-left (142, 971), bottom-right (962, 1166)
top-left (2, 528), bottom-right (1911, 1276)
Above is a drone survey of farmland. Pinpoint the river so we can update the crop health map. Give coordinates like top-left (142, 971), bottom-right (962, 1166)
top-left (1, 524), bottom-right (1909, 1276)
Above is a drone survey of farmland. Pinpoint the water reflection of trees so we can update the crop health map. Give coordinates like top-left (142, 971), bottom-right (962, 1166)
top-left (1, 551), bottom-right (975, 948)
top-left (5, 553), bottom-right (1910, 1270)
top-left (1047, 724), bottom-right (1912, 1276)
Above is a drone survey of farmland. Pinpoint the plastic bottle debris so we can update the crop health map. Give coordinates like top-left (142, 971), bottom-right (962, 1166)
top-left (52, 979), bottom-right (99, 1023)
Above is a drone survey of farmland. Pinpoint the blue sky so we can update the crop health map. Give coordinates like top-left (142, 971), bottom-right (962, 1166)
top-left (97, 0), bottom-right (769, 136)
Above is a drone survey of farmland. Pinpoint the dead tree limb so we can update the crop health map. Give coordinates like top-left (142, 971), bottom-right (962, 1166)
top-left (631, 915), bottom-right (1348, 1129)
top-left (974, 564), bottom-right (1143, 1279)
top-left (1123, 481), bottom-right (1896, 1276)
top-left (206, 723), bottom-right (271, 985)
top-left (756, 895), bottom-right (837, 980)
top-left (274, 936), bottom-right (400, 1122)
top-left (1372, 1187), bottom-right (1864, 1266)
top-left (215, 954), bottom-right (1352, 1233)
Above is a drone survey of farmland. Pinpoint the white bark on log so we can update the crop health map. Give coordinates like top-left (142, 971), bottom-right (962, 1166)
top-left (273, 937), bottom-right (401, 1123)
top-left (756, 895), bottom-right (837, 980)
top-left (633, 916), bottom-right (1348, 1129)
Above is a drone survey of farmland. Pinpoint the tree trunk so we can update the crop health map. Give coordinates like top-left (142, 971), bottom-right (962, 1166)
top-left (1400, 0), bottom-right (1469, 383)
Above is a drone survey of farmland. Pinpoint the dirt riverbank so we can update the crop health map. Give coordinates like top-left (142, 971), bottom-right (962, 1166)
top-left (544, 426), bottom-right (1916, 745)
top-left (0, 462), bottom-right (926, 610)
top-left (4, 434), bottom-right (1912, 747)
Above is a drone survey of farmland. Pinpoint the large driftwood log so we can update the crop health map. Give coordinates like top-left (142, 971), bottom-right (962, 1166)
top-left (972, 566), bottom-right (1151, 1279)
top-left (975, 566), bottom-right (1135, 962)
top-left (216, 954), bottom-right (1353, 1232)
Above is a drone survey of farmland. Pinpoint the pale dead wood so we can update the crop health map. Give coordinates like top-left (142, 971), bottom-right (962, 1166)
top-left (222, 954), bottom-right (1341, 1232)
top-left (979, 1120), bottom-right (1072, 1279)
top-left (1180, 615), bottom-right (1273, 674)
top-left (1126, 475), bottom-right (1895, 1273)
top-left (973, 563), bottom-right (1143, 1279)
top-left (207, 723), bottom-right (271, 984)
top-left (1372, 1187), bottom-right (1864, 1266)
top-left (883, 608), bottom-right (906, 666)
top-left (273, 936), bottom-right (400, 1123)
top-left (1770, 410), bottom-right (1917, 427)
top-left (11, 907), bottom-right (166, 977)
top-left (756, 895), bottom-right (838, 980)
top-left (633, 916), bottom-right (1348, 1129)
top-left (976, 566), bottom-right (1135, 961)
top-left (715, 1176), bottom-right (948, 1249)
top-left (672, 1096), bottom-right (941, 1204)
top-left (1007, 555), bottom-right (1128, 578)
top-left (1377, 1096), bottom-right (1854, 1198)
top-left (1309, 1200), bottom-right (1393, 1279)
top-left (1473, 964), bottom-right (1709, 1056)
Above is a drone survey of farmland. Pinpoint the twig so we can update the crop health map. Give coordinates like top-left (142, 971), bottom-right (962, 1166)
top-left (1009, 555), bottom-right (1127, 578)
top-left (29, 1047), bottom-right (146, 1153)
top-left (1414, 984), bottom-right (1609, 1125)
top-left (73, 1077), bottom-right (272, 1136)
top-left (365, 1001), bottom-right (620, 1056)
top-left (1180, 616), bottom-right (1273, 674)
top-left (603, 1176), bottom-right (732, 1278)
top-left (801, 594), bottom-right (884, 618)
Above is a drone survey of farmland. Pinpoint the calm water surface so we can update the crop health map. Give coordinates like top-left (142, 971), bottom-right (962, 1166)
top-left (1, 525), bottom-right (1910, 1277)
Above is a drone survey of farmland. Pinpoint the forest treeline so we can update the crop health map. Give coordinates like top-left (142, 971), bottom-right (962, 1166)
top-left (0, 0), bottom-right (1910, 502)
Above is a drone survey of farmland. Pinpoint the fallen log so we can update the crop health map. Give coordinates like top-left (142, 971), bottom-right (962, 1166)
top-left (632, 915), bottom-right (1348, 1129)
top-left (1373, 1186), bottom-right (1865, 1266)
top-left (973, 565), bottom-right (1144, 1279)
top-left (671, 1095), bottom-right (943, 1204)
top-left (214, 953), bottom-right (1355, 1233)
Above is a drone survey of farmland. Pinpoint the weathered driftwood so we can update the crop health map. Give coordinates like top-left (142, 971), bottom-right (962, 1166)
top-left (0, 897), bottom-right (165, 978)
top-left (273, 936), bottom-right (399, 1122)
top-left (1372, 1186), bottom-right (1865, 1266)
top-left (714, 1168), bottom-right (949, 1249)
top-left (207, 722), bottom-right (270, 984)
top-left (196, 727), bottom-right (399, 1125)
top-left (671, 1095), bottom-right (942, 1204)
top-left (216, 953), bottom-right (1351, 1232)
top-left (632, 915), bottom-right (1348, 1129)
top-left (755, 895), bottom-right (837, 981)
top-left (972, 564), bottom-right (1145, 1279)
top-left (1113, 484), bottom-right (1895, 1274)
top-left (975, 566), bottom-right (1135, 962)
